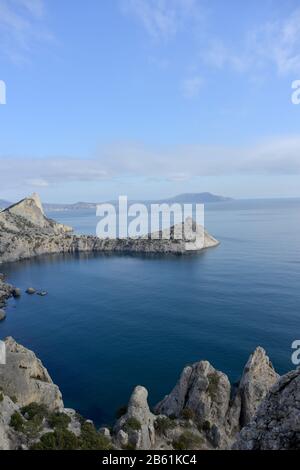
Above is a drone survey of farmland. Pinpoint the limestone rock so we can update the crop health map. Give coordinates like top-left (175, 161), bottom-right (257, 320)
top-left (238, 347), bottom-right (279, 426)
top-left (26, 288), bottom-right (36, 295)
top-left (116, 429), bottom-right (128, 447)
top-left (235, 368), bottom-right (300, 450)
top-left (0, 395), bottom-right (20, 450)
top-left (115, 386), bottom-right (155, 450)
top-left (99, 427), bottom-right (111, 439)
top-left (155, 361), bottom-right (231, 429)
top-left (12, 288), bottom-right (21, 298)
top-left (0, 337), bottom-right (63, 410)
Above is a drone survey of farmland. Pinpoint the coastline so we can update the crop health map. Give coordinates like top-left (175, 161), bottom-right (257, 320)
top-left (1, 195), bottom-right (300, 450)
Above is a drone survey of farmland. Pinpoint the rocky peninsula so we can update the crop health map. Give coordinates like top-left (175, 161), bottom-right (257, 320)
top-left (0, 193), bottom-right (219, 265)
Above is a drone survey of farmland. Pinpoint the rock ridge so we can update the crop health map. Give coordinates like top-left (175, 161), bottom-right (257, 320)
top-left (0, 338), bottom-right (296, 450)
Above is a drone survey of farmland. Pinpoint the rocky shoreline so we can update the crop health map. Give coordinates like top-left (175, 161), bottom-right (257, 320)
top-left (0, 194), bottom-right (299, 450)
top-left (0, 337), bottom-right (299, 450)
top-left (0, 193), bottom-right (219, 265)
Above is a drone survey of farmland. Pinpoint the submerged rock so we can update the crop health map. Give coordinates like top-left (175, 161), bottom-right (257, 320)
top-left (12, 288), bottom-right (21, 298)
top-left (26, 288), bottom-right (36, 295)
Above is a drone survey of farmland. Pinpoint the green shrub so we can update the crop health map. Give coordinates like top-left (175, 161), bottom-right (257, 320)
top-left (79, 422), bottom-right (112, 450)
top-left (173, 431), bottom-right (204, 450)
top-left (154, 417), bottom-right (176, 435)
top-left (122, 443), bottom-right (136, 450)
top-left (207, 373), bottom-right (220, 401)
top-left (48, 412), bottom-right (71, 430)
top-left (0, 391), bottom-right (3, 402)
top-left (21, 403), bottom-right (49, 424)
top-left (123, 417), bottom-right (141, 432)
top-left (10, 412), bottom-right (25, 432)
top-left (202, 420), bottom-right (211, 432)
top-left (31, 429), bottom-right (79, 450)
top-left (180, 407), bottom-right (195, 421)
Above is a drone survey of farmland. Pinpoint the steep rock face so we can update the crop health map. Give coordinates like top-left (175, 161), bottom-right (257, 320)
top-left (154, 350), bottom-right (280, 449)
top-left (0, 395), bottom-right (20, 450)
top-left (0, 337), bottom-right (63, 410)
top-left (3, 193), bottom-right (72, 234)
top-left (155, 361), bottom-right (233, 448)
top-left (114, 386), bottom-right (156, 450)
top-left (235, 369), bottom-right (300, 450)
top-left (237, 347), bottom-right (279, 427)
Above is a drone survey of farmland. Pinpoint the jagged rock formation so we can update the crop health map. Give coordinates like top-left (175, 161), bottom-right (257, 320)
top-left (0, 337), bottom-right (298, 450)
top-left (235, 369), bottom-right (300, 450)
top-left (155, 348), bottom-right (280, 449)
top-left (0, 194), bottom-right (219, 264)
top-left (237, 347), bottom-right (279, 427)
top-left (0, 337), bottom-right (63, 411)
top-left (114, 386), bottom-right (156, 450)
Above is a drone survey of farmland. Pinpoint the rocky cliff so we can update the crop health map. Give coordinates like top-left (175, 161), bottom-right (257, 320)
top-left (0, 338), bottom-right (298, 450)
top-left (0, 194), bottom-right (219, 264)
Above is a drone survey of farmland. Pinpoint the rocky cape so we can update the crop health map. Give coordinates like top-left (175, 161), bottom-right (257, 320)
top-left (0, 194), bottom-right (219, 265)
top-left (0, 337), bottom-right (299, 450)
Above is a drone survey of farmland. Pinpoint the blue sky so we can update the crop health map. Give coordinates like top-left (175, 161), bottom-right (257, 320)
top-left (0, 0), bottom-right (300, 202)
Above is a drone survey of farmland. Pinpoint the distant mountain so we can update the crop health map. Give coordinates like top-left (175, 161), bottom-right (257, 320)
top-left (43, 201), bottom-right (98, 211)
top-left (3, 192), bottom-right (232, 212)
top-left (158, 193), bottom-right (232, 204)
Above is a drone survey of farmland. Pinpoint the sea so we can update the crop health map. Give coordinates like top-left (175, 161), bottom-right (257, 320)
top-left (0, 198), bottom-right (299, 426)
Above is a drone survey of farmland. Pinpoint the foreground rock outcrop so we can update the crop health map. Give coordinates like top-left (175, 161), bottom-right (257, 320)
top-left (0, 194), bottom-right (219, 264)
top-left (235, 369), bottom-right (300, 450)
top-left (114, 386), bottom-right (156, 450)
top-left (1, 337), bottom-right (297, 451)
top-left (0, 338), bottom-right (63, 411)
top-left (237, 346), bottom-right (279, 427)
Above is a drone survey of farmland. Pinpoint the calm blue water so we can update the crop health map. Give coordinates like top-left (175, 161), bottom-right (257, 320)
top-left (0, 199), bottom-right (300, 426)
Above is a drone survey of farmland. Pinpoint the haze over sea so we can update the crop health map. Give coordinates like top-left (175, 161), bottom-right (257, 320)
top-left (0, 198), bottom-right (299, 426)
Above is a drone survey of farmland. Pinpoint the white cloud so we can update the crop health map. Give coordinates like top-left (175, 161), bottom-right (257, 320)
top-left (25, 177), bottom-right (49, 187)
top-left (122, 0), bottom-right (202, 40)
top-left (182, 76), bottom-right (203, 98)
top-left (1, 135), bottom-right (300, 191)
top-left (203, 8), bottom-right (300, 76)
top-left (0, 0), bottom-right (51, 62)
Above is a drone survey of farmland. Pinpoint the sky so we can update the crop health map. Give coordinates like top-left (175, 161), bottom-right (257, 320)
top-left (0, 0), bottom-right (300, 202)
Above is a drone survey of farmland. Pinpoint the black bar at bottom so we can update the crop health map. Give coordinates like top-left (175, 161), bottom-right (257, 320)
top-left (0, 450), bottom-right (297, 466)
